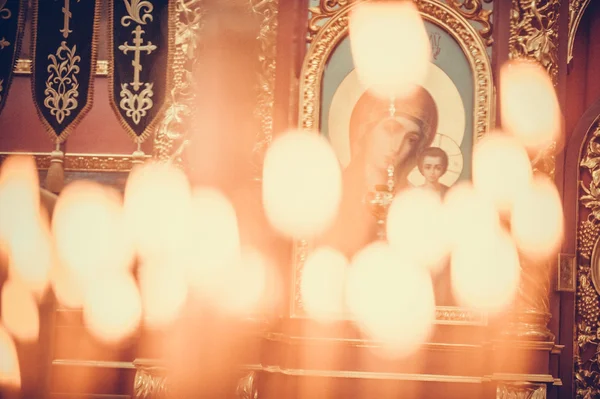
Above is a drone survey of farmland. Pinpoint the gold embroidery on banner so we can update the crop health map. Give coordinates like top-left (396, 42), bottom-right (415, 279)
top-left (61, 0), bottom-right (80, 38)
top-left (44, 41), bottom-right (81, 124)
top-left (0, 38), bottom-right (9, 49)
top-left (120, 82), bottom-right (154, 124)
top-left (14, 59), bottom-right (108, 76)
top-left (0, 0), bottom-right (11, 19)
top-left (122, 0), bottom-right (154, 27)
top-left (119, 26), bottom-right (157, 91)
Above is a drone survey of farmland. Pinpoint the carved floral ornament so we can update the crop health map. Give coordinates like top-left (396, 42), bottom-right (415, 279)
top-left (293, 0), bottom-right (494, 322)
top-left (576, 118), bottom-right (600, 399)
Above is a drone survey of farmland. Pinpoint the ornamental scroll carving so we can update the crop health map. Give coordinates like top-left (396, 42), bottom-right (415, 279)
top-left (496, 382), bottom-right (547, 399)
top-left (568, 0), bottom-right (591, 64)
top-left (509, 0), bottom-right (560, 85)
top-left (134, 367), bottom-right (169, 399)
top-left (153, 0), bottom-right (204, 162)
top-left (575, 119), bottom-right (600, 399)
top-left (307, 0), bottom-right (494, 48)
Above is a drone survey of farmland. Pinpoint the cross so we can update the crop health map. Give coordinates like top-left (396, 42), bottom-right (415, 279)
top-left (60, 0), bottom-right (78, 38)
top-left (119, 26), bottom-right (157, 91)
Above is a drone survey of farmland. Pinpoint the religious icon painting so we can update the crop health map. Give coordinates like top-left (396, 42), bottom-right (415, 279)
top-left (292, 0), bottom-right (494, 322)
top-left (31, 0), bottom-right (101, 142)
top-left (109, 0), bottom-right (175, 143)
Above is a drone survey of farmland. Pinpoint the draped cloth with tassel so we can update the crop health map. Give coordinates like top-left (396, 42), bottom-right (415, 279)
top-left (31, 0), bottom-right (101, 192)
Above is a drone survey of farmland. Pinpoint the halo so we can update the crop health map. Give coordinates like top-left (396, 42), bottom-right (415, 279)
top-left (327, 63), bottom-right (466, 169)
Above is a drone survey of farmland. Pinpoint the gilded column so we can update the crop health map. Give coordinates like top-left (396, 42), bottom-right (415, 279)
top-left (505, 0), bottom-right (561, 342)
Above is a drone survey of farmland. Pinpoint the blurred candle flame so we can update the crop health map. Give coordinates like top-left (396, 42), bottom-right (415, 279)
top-left (301, 247), bottom-right (348, 322)
top-left (501, 61), bottom-right (561, 149)
top-left (472, 132), bottom-right (533, 212)
top-left (346, 242), bottom-right (435, 357)
top-left (349, 1), bottom-right (430, 100)
top-left (511, 175), bottom-right (563, 258)
top-left (262, 130), bottom-right (342, 238)
top-left (1, 277), bottom-right (39, 342)
top-left (0, 324), bottom-right (20, 389)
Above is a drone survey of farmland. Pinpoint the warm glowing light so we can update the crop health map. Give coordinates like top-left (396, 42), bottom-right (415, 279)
top-left (346, 242), bottom-right (435, 356)
top-left (349, 1), bottom-right (430, 99)
top-left (0, 324), bottom-right (20, 388)
top-left (472, 132), bottom-right (532, 211)
top-left (139, 261), bottom-right (188, 328)
top-left (187, 187), bottom-right (240, 296)
top-left (442, 182), bottom-right (501, 249)
top-left (0, 156), bottom-right (51, 293)
top-left (123, 162), bottom-right (193, 261)
top-left (83, 272), bottom-right (142, 343)
top-left (53, 181), bottom-right (134, 279)
top-left (501, 61), bottom-right (561, 148)
top-left (301, 247), bottom-right (348, 321)
top-left (262, 130), bottom-right (342, 238)
top-left (218, 247), bottom-right (268, 316)
top-left (1, 278), bottom-right (39, 342)
top-left (387, 188), bottom-right (448, 271)
top-left (511, 175), bottom-right (563, 258)
top-left (50, 261), bottom-right (85, 309)
top-left (451, 228), bottom-right (520, 313)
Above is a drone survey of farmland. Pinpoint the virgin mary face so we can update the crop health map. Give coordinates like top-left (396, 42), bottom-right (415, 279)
top-left (364, 115), bottom-right (423, 171)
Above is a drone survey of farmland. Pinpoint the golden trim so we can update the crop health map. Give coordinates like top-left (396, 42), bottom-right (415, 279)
top-left (293, 0), bottom-right (494, 323)
top-left (245, 364), bottom-right (485, 383)
top-left (53, 359), bottom-right (136, 369)
top-left (30, 0), bottom-right (102, 144)
top-left (490, 373), bottom-right (556, 384)
top-left (108, 0), bottom-right (177, 144)
top-left (14, 59), bottom-right (109, 76)
top-left (0, 151), bottom-right (146, 171)
top-left (557, 253), bottom-right (576, 292)
top-left (250, 0), bottom-right (279, 172)
top-left (568, 0), bottom-right (591, 64)
top-left (447, 0), bottom-right (494, 46)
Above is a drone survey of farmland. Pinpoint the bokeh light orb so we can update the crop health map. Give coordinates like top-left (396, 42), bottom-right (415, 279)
top-left (511, 175), bottom-right (563, 258)
top-left (301, 247), bottom-right (348, 322)
top-left (349, 1), bottom-right (430, 99)
top-left (262, 130), bottom-right (342, 238)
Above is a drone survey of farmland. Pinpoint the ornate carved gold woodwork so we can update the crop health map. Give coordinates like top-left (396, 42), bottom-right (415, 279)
top-left (152, 0), bottom-right (204, 162)
top-left (447, 0), bottom-right (494, 46)
top-left (293, 0), bottom-right (494, 324)
top-left (576, 117), bottom-right (600, 399)
top-left (567, 0), bottom-right (591, 64)
top-left (133, 361), bottom-right (169, 399)
top-left (506, 0), bottom-right (562, 343)
top-left (236, 371), bottom-right (259, 399)
top-left (496, 382), bottom-right (547, 399)
top-left (308, 0), bottom-right (494, 48)
top-left (249, 0), bottom-right (279, 172)
top-left (509, 0), bottom-right (560, 85)
top-left (13, 59), bottom-right (109, 76)
top-left (0, 151), bottom-right (147, 171)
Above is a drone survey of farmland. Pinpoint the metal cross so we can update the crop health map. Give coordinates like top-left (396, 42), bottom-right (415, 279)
top-left (119, 25), bottom-right (157, 91)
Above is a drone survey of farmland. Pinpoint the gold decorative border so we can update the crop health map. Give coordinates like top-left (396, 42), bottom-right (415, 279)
top-left (13, 59), bottom-right (109, 76)
top-left (29, 0), bottom-right (102, 144)
top-left (568, 0), bottom-right (591, 64)
top-left (447, 0), bottom-right (493, 46)
top-left (292, 0), bottom-right (494, 324)
top-left (107, 0), bottom-right (177, 144)
top-left (250, 0), bottom-right (279, 171)
top-left (0, 1), bottom-right (26, 111)
top-left (0, 152), bottom-right (146, 171)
